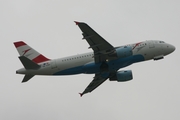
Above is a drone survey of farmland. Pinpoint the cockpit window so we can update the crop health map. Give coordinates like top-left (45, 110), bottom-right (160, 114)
top-left (159, 41), bottom-right (165, 43)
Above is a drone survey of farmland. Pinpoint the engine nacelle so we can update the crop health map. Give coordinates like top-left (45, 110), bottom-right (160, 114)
top-left (115, 46), bottom-right (132, 58)
top-left (110, 70), bottom-right (133, 82)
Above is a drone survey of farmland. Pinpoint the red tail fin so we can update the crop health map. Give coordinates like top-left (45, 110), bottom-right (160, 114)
top-left (14, 41), bottom-right (50, 63)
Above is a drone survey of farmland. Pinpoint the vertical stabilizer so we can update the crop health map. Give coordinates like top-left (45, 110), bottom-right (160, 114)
top-left (14, 41), bottom-right (50, 63)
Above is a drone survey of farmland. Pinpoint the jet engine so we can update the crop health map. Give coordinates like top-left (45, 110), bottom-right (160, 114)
top-left (109, 70), bottom-right (133, 82)
top-left (110, 46), bottom-right (132, 58)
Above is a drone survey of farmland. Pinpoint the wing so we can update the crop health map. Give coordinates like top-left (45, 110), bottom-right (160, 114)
top-left (75, 21), bottom-right (115, 63)
top-left (79, 73), bottom-right (109, 97)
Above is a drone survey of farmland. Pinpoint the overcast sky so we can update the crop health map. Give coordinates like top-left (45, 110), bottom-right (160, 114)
top-left (1, 0), bottom-right (180, 120)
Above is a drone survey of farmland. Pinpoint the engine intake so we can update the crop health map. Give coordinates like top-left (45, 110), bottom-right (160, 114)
top-left (110, 70), bottom-right (133, 82)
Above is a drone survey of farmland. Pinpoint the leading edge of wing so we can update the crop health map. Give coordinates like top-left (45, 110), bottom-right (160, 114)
top-left (74, 21), bottom-right (114, 49)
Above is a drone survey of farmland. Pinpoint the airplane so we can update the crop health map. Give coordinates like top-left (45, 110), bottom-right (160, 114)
top-left (14, 21), bottom-right (175, 96)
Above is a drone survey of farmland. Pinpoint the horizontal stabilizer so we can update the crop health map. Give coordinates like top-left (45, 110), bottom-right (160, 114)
top-left (19, 56), bottom-right (40, 69)
top-left (22, 75), bottom-right (34, 82)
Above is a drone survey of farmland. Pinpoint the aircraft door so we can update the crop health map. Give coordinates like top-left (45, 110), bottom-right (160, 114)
top-left (51, 60), bottom-right (57, 69)
top-left (149, 40), bottom-right (155, 48)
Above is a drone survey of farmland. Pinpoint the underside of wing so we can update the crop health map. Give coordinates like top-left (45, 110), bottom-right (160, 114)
top-left (75, 21), bottom-right (115, 63)
top-left (79, 73), bottom-right (109, 96)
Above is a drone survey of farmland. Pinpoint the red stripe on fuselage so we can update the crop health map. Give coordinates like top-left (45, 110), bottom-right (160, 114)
top-left (32, 54), bottom-right (50, 63)
top-left (14, 41), bottom-right (26, 48)
top-left (132, 42), bottom-right (142, 50)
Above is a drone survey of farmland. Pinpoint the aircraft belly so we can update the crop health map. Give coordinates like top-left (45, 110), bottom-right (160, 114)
top-left (54, 66), bottom-right (85, 75)
top-left (53, 58), bottom-right (94, 75)
top-left (83, 62), bottom-right (101, 74)
top-left (108, 54), bottom-right (145, 71)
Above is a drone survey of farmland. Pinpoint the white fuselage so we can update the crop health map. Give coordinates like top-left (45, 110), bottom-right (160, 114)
top-left (16, 40), bottom-right (175, 76)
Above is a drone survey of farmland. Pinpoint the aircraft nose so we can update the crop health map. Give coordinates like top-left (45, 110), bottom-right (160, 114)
top-left (163, 43), bottom-right (176, 55)
top-left (169, 44), bottom-right (176, 53)
top-left (164, 43), bottom-right (175, 55)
